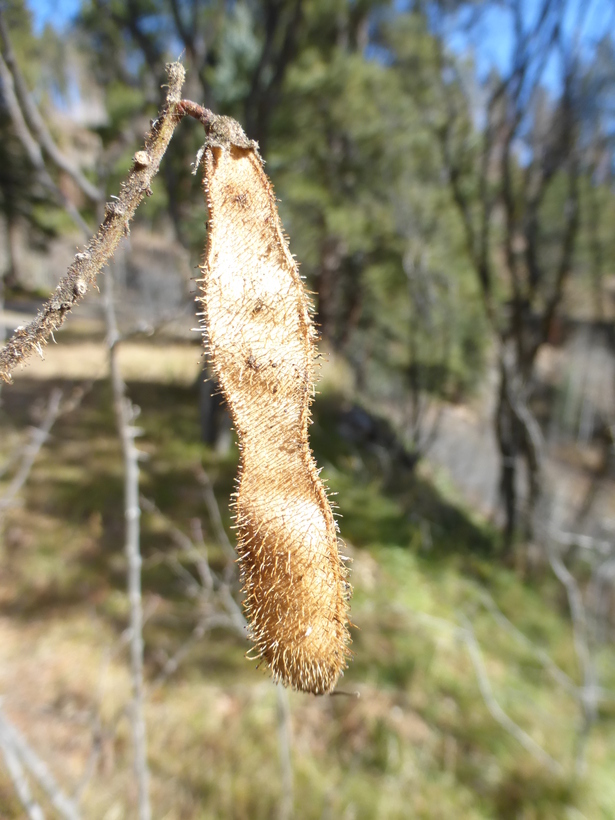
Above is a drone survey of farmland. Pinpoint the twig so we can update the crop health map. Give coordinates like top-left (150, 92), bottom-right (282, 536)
top-left (195, 464), bottom-right (235, 560)
top-left (153, 612), bottom-right (245, 686)
top-left (0, 51), bottom-right (91, 237)
top-left (0, 712), bottom-right (44, 820)
top-left (141, 494), bottom-right (245, 633)
top-left (141, 497), bottom-right (213, 590)
top-left (140, 493), bottom-right (248, 688)
top-left (546, 539), bottom-right (598, 774)
top-left (0, 61), bottom-right (187, 383)
top-left (189, 517), bottom-right (215, 594)
top-left (104, 267), bottom-right (151, 820)
top-left (550, 529), bottom-right (613, 557)
top-left (459, 614), bottom-right (563, 775)
top-left (0, 704), bottom-right (80, 820)
top-left (408, 608), bottom-right (562, 774)
top-left (0, 381), bottom-right (93, 514)
top-left (0, 10), bottom-right (103, 204)
top-left (477, 590), bottom-right (577, 696)
top-left (275, 685), bottom-right (293, 820)
top-left (0, 388), bottom-right (63, 515)
top-left (71, 714), bottom-right (102, 804)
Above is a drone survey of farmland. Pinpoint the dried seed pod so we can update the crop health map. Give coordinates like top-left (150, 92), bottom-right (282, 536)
top-left (197, 116), bottom-right (351, 694)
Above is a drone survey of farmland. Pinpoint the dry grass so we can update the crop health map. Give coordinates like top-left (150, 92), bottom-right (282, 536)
top-left (1, 339), bottom-right (614, 818)
top-left (9, 340), bottom-right (203, 385)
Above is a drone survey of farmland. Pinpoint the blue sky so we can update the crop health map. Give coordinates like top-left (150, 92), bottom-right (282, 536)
top-left (27, 0), bottom-right (615, 93)
top-left (27, 0), bottom-right (81, 34)
top-left (446, 0), bottom-right (615, 93)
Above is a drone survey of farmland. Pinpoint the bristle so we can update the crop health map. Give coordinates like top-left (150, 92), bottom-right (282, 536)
top-left (197, 128), bottom-right (351, 695)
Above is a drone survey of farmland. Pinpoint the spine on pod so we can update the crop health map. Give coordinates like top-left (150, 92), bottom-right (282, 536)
top-left (197, 116), bottom-right (351, 695)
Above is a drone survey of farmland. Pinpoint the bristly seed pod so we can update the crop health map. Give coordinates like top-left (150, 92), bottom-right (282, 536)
top-left (197, 115), bottom-right (351, 695)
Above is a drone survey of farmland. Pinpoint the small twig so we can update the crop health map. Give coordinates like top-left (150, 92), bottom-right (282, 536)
top-left (0, 704), bottom-right (80, 820)
top-left (71, 714), bottom-right (102, 804)
top-left (0, 10), bottom-right (103, 204)
top-left (0, 62), bottom-right (187, 383)
top-left (275, 685), bottom-right (294, 820)
top-left (0, 388), bottom-right (63, 515)
top-left (550, 529), bottom-right (613, 558)
top-left (477, 590), bottom-right (577, 697)
top-left (140, 493), bottom-right (248, 688)
top-left (153, 612), bottom-right (245, 687)
top-left (189, 517), bottom-right (215, 593)
top-left (104, 267), bottom-right (151, 820)
top-left (408, 608), bottom-right (563, 774)
top-left (0, 51), bottom-right (91, 238)
top-left (546, 539), bottom-right (598, 774)
top-left (142, 494), bottom-right (245, 632)
top-left (141, 496), bottom-right (215, 593)
top-left (0, 713), bottom-right (44, 820)
top-left (459, 614), bottom-right (563, 775)
top-left (196, 464), bottom-right (236, 562)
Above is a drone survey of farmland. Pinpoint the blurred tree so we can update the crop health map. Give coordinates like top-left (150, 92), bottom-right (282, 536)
top-left (391, 0), bottom-right (615, 550)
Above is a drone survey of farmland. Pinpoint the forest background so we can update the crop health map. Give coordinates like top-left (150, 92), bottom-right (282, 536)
top-left (1, 0), bottom-right (615, 817)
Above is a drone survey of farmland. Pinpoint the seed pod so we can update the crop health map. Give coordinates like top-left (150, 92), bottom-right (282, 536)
top-left (197, 116), bottom-right (351, 694)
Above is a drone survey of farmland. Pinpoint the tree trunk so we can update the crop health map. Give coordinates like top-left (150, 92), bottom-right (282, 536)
top-left (496, 363), bottom-right (518, 555)
top-left (5, 214), bottom-right (21, 289)
top-left (199, 364), bottom-right (226, 447)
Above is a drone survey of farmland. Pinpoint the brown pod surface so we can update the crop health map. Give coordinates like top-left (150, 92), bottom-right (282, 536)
top-left (197, 116), bottom-right (351, 695)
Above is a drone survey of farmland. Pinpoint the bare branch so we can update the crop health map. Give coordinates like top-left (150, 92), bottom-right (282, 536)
top-left (0, 711), bottom-right (44, 820)
top-left (140, 496), bottom-right (214, 593)
top-left (0, 705), bottom-right (80, 820)
top-left (0, 381), bottom-right (93, 515)
top-left (140, 494), bottom-right (248, 688)
top-left (0, 51), bottom-right (90, 237)
top-left (546, 535), bottom-right (598, 773)
top-left (459, 614), bottom-right (563, 775)
top-left (195, 464), bottom-right (235, 562)
top-left (275, 685), bottom-right (293, 820)
top-left (407, 608), bottom-right (562, 774)
top-left (0, 388), bottom-right (63, 515)
top-left (0, 61), bottom-right (187, 383)
top-left (0, 10), bottom-right (103, 203)
top-left (104, 267), bottom-right (150, 820)
top-left (141, 493), bottom-right (246, 635)
top-left (477, 590), bottom-right (577, 696)
top-left (550, 529), bottom-right (613, 558)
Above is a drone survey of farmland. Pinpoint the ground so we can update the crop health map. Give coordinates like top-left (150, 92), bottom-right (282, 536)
top-left (1, 329), bottom-right (614, 819)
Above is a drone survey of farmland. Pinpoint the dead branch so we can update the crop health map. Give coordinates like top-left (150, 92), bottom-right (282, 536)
top-left (195, 464), bottom-right (236, 562)
top-left (0, 710), bottom-right (44, 820)
top-left (0, 704), bottom-right (80, 820)
top-left (477, 590), bottom-right (577, 697)
top-left (104, 266), bottom-right (150, 820)
top-left (0, 381), bottom-right (93, 515)
top-left (0, 61), bottom-right (187, 383)
top-left (0, 50), bottom-right (90, 237)
top-left (275, 685), bottom-right (293, 820)
top-left (459, 614), bottom-right (563, 775)
top-left (141, 494), bottom-right (245, 634)
top-left (546, 537), bottom-right (598, 774)
top-left (140, 492), bottom-right (248, 689)
top-left (0, 388), bottom-right (62, 515)
top-left (0, 10), bottom-right (103, 204)
top-left (408, 608), bottom-right (562, 774)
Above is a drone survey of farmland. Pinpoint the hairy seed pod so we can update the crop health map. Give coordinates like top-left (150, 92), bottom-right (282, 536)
top-left (197, 116), bottom-right (351, 694)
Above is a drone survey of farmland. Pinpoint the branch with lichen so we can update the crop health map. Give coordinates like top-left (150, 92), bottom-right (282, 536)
top-left (0, 61), bottom-right (187, 383)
